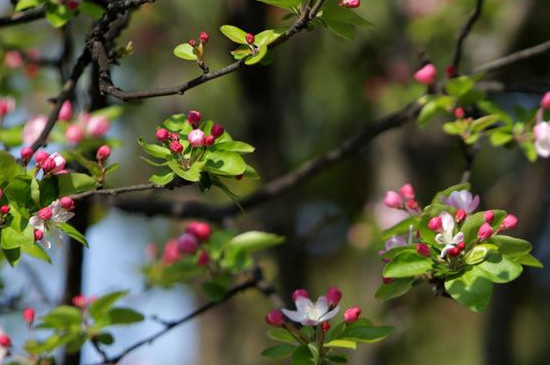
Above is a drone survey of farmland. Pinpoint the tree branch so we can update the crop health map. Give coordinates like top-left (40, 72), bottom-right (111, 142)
top-left (452, 0), bottom-right (484, 72)
top-left (0, 7), bottom-right (45, 27)
top-left (473, 39), bottom-right (550, 74)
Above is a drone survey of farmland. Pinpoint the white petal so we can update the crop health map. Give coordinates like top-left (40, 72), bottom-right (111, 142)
top-left (29, 216), bottom-right (45, 231)
top-left (319, 305), bottom-right (340, 322)
top-left (314, 296), bottom-right (329, 318)
top-left (467, 195), bottom-right (480, 213)
top-left (535, 139), bottom-right (550, 158)
top-left (281, 309), bottom-right (305, 324)
top-left (295, 297), bottom-right (314, 313)
top-left (453, 232), bottom-right (464, 244)
top-left (440, 211), bottom-right (454, 234)
top-left (48, 226), bottom-right (65, 247)
top-left (52, 209), bottom-right (74, 224)
top-left (440, 244), bottom-right (455, 258)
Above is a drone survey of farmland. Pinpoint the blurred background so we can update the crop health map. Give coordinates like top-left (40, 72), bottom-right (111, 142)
top-left (1, 0), bottom-right (550, 364)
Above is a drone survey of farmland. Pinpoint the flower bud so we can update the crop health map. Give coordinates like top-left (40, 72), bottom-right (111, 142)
top-left (477, 223), bottom-right (493, 240)
top-left (35, 150), bottom-right (49, 165)
top-left (59, 100), bottom-right (73, 121)
top-left (399, 183), bottom-right (415, 200)
top-left (22, 307), bottom-right (35, 325)
top-left (176, 233), bottom-right (199, 255)
top-left (484, 210), bottom-right (494, 224)
top-left (448, 246), bottom-right (461, 257)
top-left (414, 64), bottom-right (437, 85)
top-left (156, 128), bottom-right (169, 141)
top-left (454, 107), bottom-right (465, 119)
top-left (339, 0), bottom-right (360, 8)
top-left (205, 135), bottom-right (215, 146)
top-left (65, 124), bottom-right (84, 144)
top-left (501, 214), bottom-right (518, 230)
top-left (86, 115), bottom-right (110, 138)
top-left (457, 241), bottom-right (466, 250)
top-left (169, 140), bottom-right (183, 153)
top-left (199, 31), bottom-right (209, 43)
top-left (188, 129), bottom-right (206, 147)
top-left (0, 205), bottom-right (10, 215)
top-left (406, 200), bottom-right (419, 210)
top-left (188, 39), bottom-right (197, 47)
top-left (72, 295), bottom-right (87, 309)
top-left (186, 221), bottom-right (212, 241)
top-left (187, 110), bottom-right (201, 128)
top-left (49, 152), bottom-right (66, 174)
top-left (211, 123), bottom-right (224, 138)
top-left (197, 250), bottom-right (210, 266)
top-left (170, 132), bottom-right (179, 141)
top-left (34, 229), bottom-right (44, 241)
top-left (321, 321), bottom-right (330, 332)
top-left (326, 286), bottom-right (342, 307)
top-left (383, 191), bottom-right (402, 208)
top-left (67, 0), bottom-right (79, 10)
top-left (265, 309), bottom-right (285, 327)
top-left (445, 65), bottom-right (457, 78)
top-left (0, 97), bottom-right (15, 117)
top-left (428, 216), bottom-right (442, 231)
top-left (245, 33), bottom-right (255, 44)
top-left (541, 92), bottom-right (550, 110)
top-left (96, 145), bottom-right (111, 161)
top-left (382, 277), bottom-right (394, 284)
top-left (416, 243), bottom-right (430, 257)
top-left (0, 188), bottom-right (2, 199)
top-left (455, 209), bottom-right (467, 223)
top-left (38, 207), bottom-right (53, 221)
top-left (0, 334), bottom-right (11, 348)
top-left (343, 306), bottom-right (361, 323)
top-left (41, 157), bottom-right (56, 173)
top-left (21, 147), bottom-right (33, 162)
top-left (60, 197), bottom-right (75, 210)
top-left (291, 289), bottom-right (309, 302)
top-left (162, 239), bottom-right (181, 265)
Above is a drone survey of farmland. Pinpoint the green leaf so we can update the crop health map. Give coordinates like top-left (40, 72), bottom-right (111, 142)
top-left (106, 308), bottom-right (144, 325)
top-left (375, 277), bottom-right (415, 301)
top-left (320, 1), bottom-right (372, 26)
top-left (149, 171), bottom-right (175, 185)
top-left (227, 231), bottom-right (285, 252)
top-left (163, 114), bottom-right (191, 132)
top-left (515, 254), bottom-right (543, 268)
top-left (0, 124), bottom-right (24, 147)
top-left (445, 76), bottom-right (475, 97)
top-left (0, 150), bottom-right (26, 182)
top-left (445, 267), bottom-right (493, 313)
top-left (21, 243), bottom-right (52, 263)
top-left (470, 115), bottom-right (500, 133)
top-left (2, 247), bottom-right (21, 266)
top-left (1, 227), bottom-right (32, 250)
top-left (417, 100), bottom-right (445, 127)
top-left (58, 173), bottom-right (97, 195)
top-left (464, 244), bottom-right (496, 265)
top-left (383, 251), bottom-right (432, 278)
top-left (255, 0), bottom-right (301, 10)
top-left (15, 0), bottom-right (41, 11)
top-left (5, 177), bottom-right (31, 204)
top-left (167, 160), bottom-right (202, 182)
top-left (89, 291), bottom-right (127, 320)
top-left (202, 281), bottom-right (228, 301)
top-left (39, 305), bottom-right (82, 329)
top-left (96, 332), bottom-right (114, 345)
top-left (327, 354), bottom-right (349, 363)
top-left (267, 328), bottom-right (296, 343)
top-left (45, 3), bottom-right (71, 28)
top-left (489, 130), bottom-right (513, 146)
top-left (442, 121), bottom-right (467, 135)
top-left (520, 141), bottom-right (538, 162)
top-left (261, 344), bottom-right (296, 359)
top-left (476, 252), bottom-right (523, 283)
top-left (173, 43), bottom-right (199, 61)
top-left (381, 216), bottom-right (418, 241)
top-left (245, 44), bottom-right (268, 65)
top-left (324, 340), bottom-right (357, 350)
top-left (138, 137), bottom-right (172, 159)
top-left (79, 1), bottom-right (105, 20)
top-left (58, 223), bottom-right (88, 247)
top-left (205, 150), bottom-right (246, 176)
top-left (215, 141), bottom-right (255, 154)
top-left (325, 20), bottom-right (356, 40)
top-left (488, 235), bottom-right (532, 257)
top-left (91, 105), bottom-right (123, 120)
top-left (292, 345), bottom-right (314, 365)
top-left (340, 323), bottom-right (393, 343)
top-left (220, 25), bottom-right (248, 45)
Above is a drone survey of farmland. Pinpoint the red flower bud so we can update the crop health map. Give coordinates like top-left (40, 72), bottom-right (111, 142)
top-left (445, 65), bottom-right (457, 78)
top-left (35, 150), bottom-right (49, 165)
top-left (457, 241), bottom-right (466, 250)
top-left (0, 205), bottom-right (10, 215)
top-left (176, 233), bottom-right (199, 255)
top-left (265, 309), bottom-right (285, 327)
top-left (484, 210), bottom-right (494, 224)
top-left (59, 100), bottom-right (73, 121)
top-left (41, 158), bottom-right (56, 173)
top-left (245, 33), bottom-right (255, 44)
top-left (428, 216), bottom-right (442, 231)
top-left (60, 196), bottom-right (75, 210)
top-left (38, 207), bottom-right (53, 221)
top-left (96, 145), bottom-right (111, 161)
top-left (34, 229), bottom-right (44, 241)
top-left (291, 289), bottom-right (309, 302)
top-left (326, 286), bottom-right (342, 307)
top-left (22, 307), bottom-right (35, 325)
top-left (185, 221), bottom-right (212, 241)
top-left (169, 140), bottom-right (183, 153)
top-left (21, 147), bottom-right (33, 162)
top-left (406, 200), bottom-right (419, 210)
top-left (343, 306), bottom-right (361, 323)
top-left (72, 295), bottom-right (87, 309)
top-left (211, 123), bottom-right (224, 138)
top-left (188, 39), bottom-right (197, 47)
top-left (67, 0), bottom-right (79, 10)
top-left (199, 31), bottom-right (209, 43)
top-left (169, 132), bottom-right (179, 140)
top-left (455, 209), bottom-right (467, 223)
top-left (416, 243), bottom-right (430, 257)
top-left (197, 250), bottom-right (210, 266)
top-left (454, 107), bottom-right (465, 119)
top-left (205, 135), bottom-right (215, 146)
top-left (383, 191), bottom-right (402, 208)
top-left (541, 92), bottom-right (550, 110)
top-left (399, 183), bottom-right (415, 200)
top-left (501, 214), bottom-right (518, 230)
top-left (156, 128), bottom-right (169, 141)
top-left (321, 321), bottom-right (330, 332)
top-left (187, 110), bottom-right (201, 128)
top-left (414, 64), bottom-right (437, 85)
top-left (0, 334), bottom-right (11, 348)
top-left (448, 246), bottom-right (461, 257)
top-left (478, 223), bottom-right (493, 240)
top-left (382, 277), bottom-right (394, 284)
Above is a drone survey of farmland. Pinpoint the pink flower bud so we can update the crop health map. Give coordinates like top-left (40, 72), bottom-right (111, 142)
top-left (344, 306), bottom-right (361, 323)
top-left (339, 0), bottom-right (360, 8)
top-left (156, 128), bottom-right (169, 141)
top-left (186, 221), bottom-right (212, 241)
top-left (4, 50), bottom-right (23, 69)
top-left (197, 250), bottom-right (210, 266)
top-left (245, 33), bottom-right (255, 44)
top-left (169, 132), bottom-right (179, 141)
top-left (65, 124), bottom-right (84, 144)
top-left (321, 321), bottom-right (330, 332)
top-left (60, 197), bottom-right (75, 210)
top-left (169, 140), bottom-right (183, 153)
top-left (455, 209), bottom-right (467, 223)
top-left (86, 115), bottom-right (110, 138)
top-left (199, 31), bottom-right (209, 43)
top-left (187, 110), bottom-right (201, 128)
top-left (41, 157), bottom-right (56, 173)
top-left (23, 115), bottom-right (48, 146)
top-left (414, 64), bottom-right (437, 85)
top-left (205, 135), bottom-right (215, 146)
top-left (176, 233), bottom-right (199, 255)
top-left (72, 295), bottom-right (87, 309)
top-left (501, 214), bottom-right (518, 230)
top-left (292, 289), bottom-right (309, 302)
top-left (22, 307), bottom-right (35, 325)
top-left (34, 229), bottom-right (43, 241)
top-left (383, 191), bottom-right (403, 208)
top-left (59, 100), bottom-right (73, 121)
top-left (448, 246), bottom-right (461, 257)
top-left (211, 123), bottom-right (224, 138)
top-left (0, 334), bottom-right (11, 348)
top-left (162, 239), bottom-right (181, 265)
top-left (0, 188), bottom-right (3, 199)
top-left (38, 207), bottom-right (53, 221)
top-left (96, 145), bottom-right (111, 161)
top-left (541, 92), bottom-right (550, 110)
top-left (484, 210), bottom-right (494, 223)
top-left (265, 309), bottom-right (285, 327)
top-left (188, 129), bottom-right (206, 147)
top-left (21, 147), bottom-right (33, 162)
top-left (454, 107), bottom-right (465, 119)
top-left (478, 222), bottom-right (493, 240)
top-left (35, 150), bottom-right (49, 165)
top-left (0, 205), bottom-right (10, 215)
top-left (406, 200), bottom-right (419, 210)
top-left (399, 183), bottom-right (415, 200)
top-left (416, 243), bottom-right (430, 257)
top-left (49, 152), bottom-right (66, 174)
top-left (326, 286), bottom-right (342, 307)
top-left (457, 241), bottom-right (466, 250)
top-left (0, 97), bottom-right (15, 117)
top-left (67, 0), bottom-right (79, 10)
top-left (188, 39), bottom-right (197, 47)
top-left (428, 216), bottom-right (442, 231)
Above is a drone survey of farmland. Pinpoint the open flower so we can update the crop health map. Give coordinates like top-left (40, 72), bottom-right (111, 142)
top-left (29, 200), bottom-right (74, 249)
top-left (23, 115), bottom-right (48, 145)
top-left (378, 235), bottom-right (408, 256)
top-left (281, 295), bottom-right (340, 326)
top-left (440, 190), bottom-right (479, 213)
top-left (435, 211), bottom-right (464, 258)
top-left (534, 122), bottom-right (550, 158)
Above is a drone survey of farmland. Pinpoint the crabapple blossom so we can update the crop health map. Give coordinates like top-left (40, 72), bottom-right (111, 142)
top-left (414, 64), bottom-right (437, 85)
top-left (428, 216), bottom-right (442, 231)
top-left (454, 107), bottom-right (465, 119)
top-left (399, 183), bottom-right (415, 200)
top-left (0, 97), bottom-right (15, 117)
top-left (245, 33), bottom-right (255, 44)
top-left (23, 115), bottom-right (48, 145)
top-left (205, 135), bottom-right (215, 146)
top-left (96, 145), bottom-right (111, 161)
top-left (188, 39), bottom-right (197, 47)
top-left (292, 289), bottom-right (309, 301)
top-left (416, 243), bottom-right (430, 257)
top-left (59, 100), bottom-right (73, 121)
top-left (378, 235), bottom-right (408, 256)
top-left (176, 233), bottom-right (199, 254)
top-left (455, 209), bottom-right (467, 223)
top-left (211, 123), bottom-right (224, 138)
top-left (38, 207), bottom-right (53, 220)
top-left (43, 152), bottom-right (66, 174)
top-left (162, 239), bottom-right (181, 265)
top-left (533, 122), bottom-right (550, 158)
top-left (197, 250), bottom-right (210, 266)
top-left (66, 124), bottom-right (84, 144)
top-left (501, 214), bottom-right (518, 230)
top-left (72, 295), bottom-right (87, 309)
top-left (440, 190), bottom-right (479, 213)
top-left (0, 331), bottom-right (11, 361)
top-left (541, 92), bottom-right (550, 110)
top-left (156, 128), bottom-right (169, 141)
top-left (326, 286), bottom-right (342, 307)
top-left (188, 129), bottom-right (206, 147)
top-left (477, 223), bottom-right (493, 240)
top-left (186, 221), bottom-right (211, 241)
top-left (0, 205), bottom-right (10, 215)
top-left (322, 321), bottom-right (330, 332)
top-left (484, 210), bottom-right (494, 223)
top-left (281, 295), bottom-right (340, 326)
top-left (383, 191), bottom-right (403, 208)
top-left (4, 50), bottom-right (23, 68)
top-left (22, 308), bottom-right (35, 325)
top-left (21, 147), bottom-right (33, 162)
top-left (187, 110), bottom-right (201, 128)
top-left (35, 150), bottom-right (49, 165)
top-left (344, 306), bottom-right (361, 323)
top-left (436, 212), bottom-right (465, 258)
top-left (30, 200), bottom-right (75, 249)
top-left (34, 229), bottom-right (43, 241)
top-left (86, 115), bottom-right (110, 137)
top-left (265, 309), bottom-right (285, 327)
top-left (199, 31), bottom-right (209, 43)
top-left (169, 140), bottom-right (183, 153)
top-left (339, 0), bottom-right (360, 8)
top-left (60, 197), bottom-right (75, 210)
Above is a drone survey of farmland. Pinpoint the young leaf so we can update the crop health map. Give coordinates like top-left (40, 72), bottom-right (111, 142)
top-left (261, 344), bottom-right (296, 359)
top-left (255, 0), bottom-right (301, 10)
top-left (444, 267), bottom-right (493, 313)
top-left (476, 252), bottom-right (523, 283)
top-left (15, 0), bottom-right (41, 11)
top-left (138, 137), bottom-right (172, 159)
top-left (149, 171), bottom-right (176, 185)
top-left (58, 223), bottom-right (89, 247)
top-left (44, 3), bottom-right (71, 28)
top-left (173, 43), bottom-right (199, 61)
top-left (57, 173), bottom-right (97, 195)
top-left (383, 251), bottom-right (432, 278)
top-left (39, 305), bottom-right (83, 329)
top-left (375, 278), bottom-right (416, 301)
top-left (488, 235), bottom-right (532, 257)
top-left (106, 308), bottom-right (144, 325)
top-left (89, 291), bottom-right (128, 320)
top-left (245, 45), bottom-right (268, 65)
top-left (291, 345), bottom-right (315, 365)
top-left (204, 150), bottom-right (246, 176)
top-left (220, 25), bottom-right (248, 44)
top-left (267, 328), bottom-right (296, 343)
top-left (215, 141), bottom-right (255, 153)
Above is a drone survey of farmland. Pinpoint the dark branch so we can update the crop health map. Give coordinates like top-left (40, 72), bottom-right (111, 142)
top-left (0, 7), bottom-right (45, 27)
top-left (473, 39), bottom-right (550, 74)
top-left (452, 0), bottom-right (484, 72)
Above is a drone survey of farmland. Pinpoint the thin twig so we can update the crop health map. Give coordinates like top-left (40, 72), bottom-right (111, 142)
top-left (452, 0), bottom-right (484, 72)
top-left (0, 7), bottom-right (45, 27)
top-left (473, 39), bottom-right (550, 74)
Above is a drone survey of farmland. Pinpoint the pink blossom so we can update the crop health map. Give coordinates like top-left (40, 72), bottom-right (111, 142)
top-left (23, 115), bottom-right (48, 145)
top-left (484, 210), bottom-right (494, 223)
top-left (265, 310), bottom-right (285, 327)
top-left (65, 124), bottom-right (84, 144)
top-left (541, 92), bottom-right (550, 110)
top-left (59, 100), bottom-right (73, 121)
top-left (440, 190), bottom-right (479, 213)
top-left (188, 129), bottom-right (206, 147)
top-left (22, 308), bottom-right (35, 325)
top-left (156, 128), bottom-right (169, 141)
top-left (48, 152), bottom-right (66, 174)
top-left (86, 115), bottom-right (110, 137)
top-left (428, 216), bottom-right (442, 231)
top-left (20, 147), bottom-right (33, 162)
top-left (187, 110), bottom-right (201, 128)
top-left (162, 239), bottom-right (181, 265)
top-left (379, 235), bottom-right (408, 256)
top-left (477, 223), bottom-right (493, 240)
top-left (0, 97), bottom-right (15, 117)
top-left (340, 0), bottom-right (360, 8)
top-left (4, 50), bottom-right (23, 68)
top-left (534, 122), bottom-right (550, 158)
top-left (292, 289), bottom-right (309, 301)
top-left (501, 214), bottom-right (518, 230)
top-left (414, 64), bottom-right (437, 85)
top-left (96, 145), bottom-right (111, 161)
top-left (383, 191), bottom-right (403, 208)
top-left (343, 306), bottom-right (361, 323)
top-left (326, 286), bottom-right (342, 307)
top-left (176, 233), bottom-right (199, 254)
top-left (245, 33), bottom-right (255, 44)
top-left (186, 221), bottom-right (211, 241)
top-left (199, 31), bottom-right (209, 43)
top-left (399, 183), bottom-right (415, 200)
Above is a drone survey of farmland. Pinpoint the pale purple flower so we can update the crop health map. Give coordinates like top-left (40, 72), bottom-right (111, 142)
top-left (378, 235), bottom-right (408, 256)
top-left (435, 211), bottom-right (464, 258)
top-left (281, 296), bottom-right (340, 326)
top-left (23, 115), bottom-right (48, 145)
top-left (29, 200), bottom-right (74, 249)
top-left (440, 190), bottom-right (479, 213)
top-left (534, 122), bottom-right (550, 158)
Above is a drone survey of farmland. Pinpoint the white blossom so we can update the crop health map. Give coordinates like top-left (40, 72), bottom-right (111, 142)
top-left (281, 296), bottom-right (340, 326)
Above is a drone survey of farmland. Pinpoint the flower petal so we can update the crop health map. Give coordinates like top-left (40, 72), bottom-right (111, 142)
top-left (295, 297), bottom-right (314, 313)
top-left (314, 296), bottom-right (329, 318)
top-left (320, 305), bottom-right (340, 322)
top-left (281, 309), bottom-right (305, 324)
